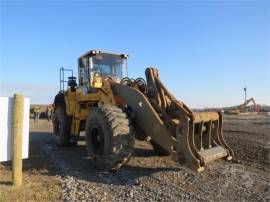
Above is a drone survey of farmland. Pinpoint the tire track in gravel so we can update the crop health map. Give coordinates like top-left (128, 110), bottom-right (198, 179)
top-left (35, 115), bottom-right (270, 202)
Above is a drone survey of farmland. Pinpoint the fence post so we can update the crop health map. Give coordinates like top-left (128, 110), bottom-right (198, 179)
top-left (12, 94), bottom-right (24, 186)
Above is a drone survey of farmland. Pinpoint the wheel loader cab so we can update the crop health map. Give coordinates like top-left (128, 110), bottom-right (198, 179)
top-left (78, 50), bottom-right (128, 91)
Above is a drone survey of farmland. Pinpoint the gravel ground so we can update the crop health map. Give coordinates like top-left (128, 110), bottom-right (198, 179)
top-left (25, 115), bottom-right (270, 201)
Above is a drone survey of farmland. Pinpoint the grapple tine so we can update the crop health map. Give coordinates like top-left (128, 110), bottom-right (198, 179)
top-left (198, 121), bottom-right (204, 151)
top-left (217, 112), bottom-right (235, 160)
top-left (176, 117), bottom-right (204, 172)
top-left (202, 120), bottom-right (212, 149)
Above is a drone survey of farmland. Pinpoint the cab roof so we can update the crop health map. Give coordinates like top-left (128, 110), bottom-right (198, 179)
top-left (79, 50), bottom-right (128, 60)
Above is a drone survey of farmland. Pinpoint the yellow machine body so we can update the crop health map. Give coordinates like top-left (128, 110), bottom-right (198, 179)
top-left (53, 50), bottom-right (235, 172)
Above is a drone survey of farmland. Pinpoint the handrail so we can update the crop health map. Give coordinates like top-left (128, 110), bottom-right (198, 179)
top-left (59, 67), bottom-right (73, 91)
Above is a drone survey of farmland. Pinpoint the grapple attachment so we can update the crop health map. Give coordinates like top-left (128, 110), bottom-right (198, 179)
top-left (145, 68), bottom-right (235, 171)
top-left (112, 67), bottom-right (235, 171)
top-left (176, 111), bottom-right (234, 172)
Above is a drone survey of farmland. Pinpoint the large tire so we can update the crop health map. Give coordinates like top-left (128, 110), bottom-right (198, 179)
top-left (52, 107), bottom-right (74, 146)
top-left (150, 140), bottom-right (170, 156)
top-left (85, 105), bottom-right (135, 169)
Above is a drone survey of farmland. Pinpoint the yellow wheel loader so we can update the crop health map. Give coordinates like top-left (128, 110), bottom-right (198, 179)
top-left (53, 50), bottom-right (235, 172)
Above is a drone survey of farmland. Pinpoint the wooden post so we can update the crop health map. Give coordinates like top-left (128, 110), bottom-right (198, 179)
top-left (12, 94), bottom-right (24, 186)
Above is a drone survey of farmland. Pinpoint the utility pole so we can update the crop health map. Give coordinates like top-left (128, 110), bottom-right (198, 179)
top-left (244, 87), bottom-right (247, 112)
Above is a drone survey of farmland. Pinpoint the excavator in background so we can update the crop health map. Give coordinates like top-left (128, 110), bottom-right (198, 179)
top-left (224, 98), bottom-right (259, 115)
top-left (53, 50), bottom-right (235, 172)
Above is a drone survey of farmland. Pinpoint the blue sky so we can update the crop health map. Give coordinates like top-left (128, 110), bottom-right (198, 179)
top-left (0, 1), bottom-right (269, 108)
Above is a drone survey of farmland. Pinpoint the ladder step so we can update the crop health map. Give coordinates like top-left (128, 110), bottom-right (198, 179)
top-left (198, 146), bottom-right (228, 164)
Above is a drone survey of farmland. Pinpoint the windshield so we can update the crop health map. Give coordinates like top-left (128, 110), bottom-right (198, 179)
top-left (89, 54), bottom-right (127, 80)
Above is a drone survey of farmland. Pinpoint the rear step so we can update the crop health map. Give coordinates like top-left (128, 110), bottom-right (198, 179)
top-left (198, 146), bottom-right (228, 164)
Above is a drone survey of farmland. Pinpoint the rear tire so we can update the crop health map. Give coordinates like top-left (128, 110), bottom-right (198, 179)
top-left (52, 107), bottom-right (75, 146)
top-left (85, 105), bottom-right (135, 169)
top-left (150, 140), bottom-right (170, 156)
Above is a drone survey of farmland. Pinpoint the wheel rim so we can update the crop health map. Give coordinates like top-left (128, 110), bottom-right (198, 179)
top-left (90, 125), bottom-right (104, 155)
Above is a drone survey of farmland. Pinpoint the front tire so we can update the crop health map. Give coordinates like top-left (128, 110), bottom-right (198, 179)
top-left (85, 105), bottom-right (135, 169)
